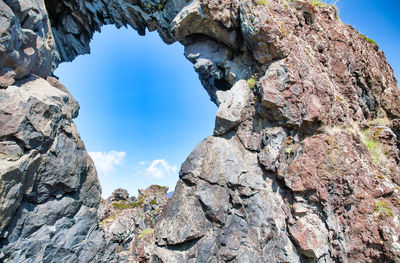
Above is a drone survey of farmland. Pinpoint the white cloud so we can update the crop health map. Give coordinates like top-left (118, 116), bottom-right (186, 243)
top-left (135, 159), bottom-right (178, 179)
top-left (89, 151), bottom-right (126, 175)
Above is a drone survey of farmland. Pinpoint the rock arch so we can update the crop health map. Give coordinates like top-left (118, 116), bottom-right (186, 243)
top-left (1, 0), bottom-right (400, 262)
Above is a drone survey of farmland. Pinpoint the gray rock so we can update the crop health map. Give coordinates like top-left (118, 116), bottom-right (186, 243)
top-left (0, 76), bottom-right (105, 262)
top-left (0, 68), bottom-right (16, 88)
top-left (258, 127), bottom-right (286, 172)
top-left (184, 40), bottom-right (254, 104)
top-left (155, 180), bottom-right (212, 246)
top-left (153, 134), bottom-right (300, 262)
top-left (1, 0), bottom-right (400, 262)
top-left (109, 188), bottom-right (129, 202)
top-left (214, 80), bottom-right (251, 135)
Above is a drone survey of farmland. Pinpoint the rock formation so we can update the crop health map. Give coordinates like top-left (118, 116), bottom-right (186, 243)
top-left (98, 185), bottom-right (169, 262)
top-left (1, 0), bottom-right (400, 262)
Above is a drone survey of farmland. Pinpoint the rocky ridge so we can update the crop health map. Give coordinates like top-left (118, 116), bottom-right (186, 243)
top-left (98, 185), bottom-right (169, 262)
top-left (1, 0), bottom-right (400, 262)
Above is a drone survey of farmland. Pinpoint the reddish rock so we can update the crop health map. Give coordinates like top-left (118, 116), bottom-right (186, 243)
top-left (1, 0), bottom-right (400, 262)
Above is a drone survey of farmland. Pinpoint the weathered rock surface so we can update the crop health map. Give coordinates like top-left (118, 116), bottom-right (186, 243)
top-left (97, 185), bottom-right (169, 262)
top-left (214, 80), bottom-right (251, 135)
top-left (1, 0), bottom-right (400, 262)
top-left (154, 134), bottom-right (300, 262)
top-left (0, 75), bottom-right (106, 262)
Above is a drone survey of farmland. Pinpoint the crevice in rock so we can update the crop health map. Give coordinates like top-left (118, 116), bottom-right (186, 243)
top-left (159, 236), bottom-right (202, 251)
top-left (2, 0), bottom-right (400, 261)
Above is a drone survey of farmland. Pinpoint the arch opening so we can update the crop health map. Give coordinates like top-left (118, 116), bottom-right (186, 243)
top-left (55, 25), bottom-right (217, 198)
top-left (3, 0), bottom-right (400, 262)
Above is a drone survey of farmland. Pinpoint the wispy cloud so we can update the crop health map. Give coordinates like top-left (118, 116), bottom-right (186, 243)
top-left (89, 151), bottom-right (126, 175)
top-left (135, 159), bottom-right (177, 179)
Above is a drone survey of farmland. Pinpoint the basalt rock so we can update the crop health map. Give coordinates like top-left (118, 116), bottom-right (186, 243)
top-left (1, 0), bottom-right (400, 262)
top-left (97, 185), bottom-right (169, 262)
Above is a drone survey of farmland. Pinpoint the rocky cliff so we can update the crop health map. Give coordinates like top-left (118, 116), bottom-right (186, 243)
top-left (1, 0), bottom-right (400, 262)
top-left (98, 185), bottom-right (169, 261)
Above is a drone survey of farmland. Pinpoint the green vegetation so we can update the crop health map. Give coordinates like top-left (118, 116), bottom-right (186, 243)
top-left (312, 0), bottom-right (324, 8)
top-left (360, 128), bottom-right (386, 164)
top-left (376, 200), bottom-right (393, 218)
top-left (368, 117), bottom-right (390, 126)
top-left (112, 198), bottom-right (145, 210)
top-left (99, 214), bottom-right (116, 227)
top-left (282, 0), bottom-right (338, 11)
top-left (154, 185), bottom-right (167, 190)
top-left (285, 147), bottom-right (292, 154)
top-left (138, 228), bottom-right (154, 239)
top-left (362, 34), bottom-right (377, 45)
top-left (310, 0), bottom-right (339, 19)
top-left (311, 0), bottom-right (337, 8)
top-left (256, 0), bottom-right (268, 6)
top-left (149, 199), bottom-right (158, 205)
top-left (247, 78), bottom-right (257, 89)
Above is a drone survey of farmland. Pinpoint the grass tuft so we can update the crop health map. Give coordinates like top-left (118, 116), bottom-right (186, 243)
top-left (368, 117), bottom-right (390, 126)
top-left (138, 228), bottom-right (154, 239)
top-left (312, 0), bottom-right (324, 8)
top-left (154, 185), bottom-right (167, 190)
top-left (112, 198), bottom-right (145, 210)
top-left (256, 0), bottom-right (268, 5)
top-left (285, 147), bottom-right (292, 154)
top-left (99, 214), bottom-right (116, 227)
top-left (247, 78), bottom-right (257, 89)
top-left (362, 34), bottom-right (377, 46)
top-left (376, 200), bottom-right (393, 218)
top-left (360, 128), bottom-right (387, 164)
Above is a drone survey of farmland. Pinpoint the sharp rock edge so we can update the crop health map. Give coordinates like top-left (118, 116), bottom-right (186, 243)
top-left (1, 0), bottom-right (400, 262)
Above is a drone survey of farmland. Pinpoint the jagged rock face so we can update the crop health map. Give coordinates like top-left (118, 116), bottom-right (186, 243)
top-left (98, 185), bottom-right (169, 262)
top-left (154, 134), bottom-right (300, 262)
top-left (1, 0), bottom-right (400, 262)
top-left (0, 76), bottom-right (105, 261)
top-left (108, 188), bottom-right (130, 202)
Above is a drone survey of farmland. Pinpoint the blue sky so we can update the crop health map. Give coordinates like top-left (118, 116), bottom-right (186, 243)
top-left (55, 28), bottom-right (217, 197)
top-left (337, 0), bottom-right (400, 82)
top-left (55, 1), bottom-right (400, 198)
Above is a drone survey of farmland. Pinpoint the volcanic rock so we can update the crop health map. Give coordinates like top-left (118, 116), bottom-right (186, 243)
top-left (1, 0), bottom-right (400, 262)
top-left (97, 185), bottom-right (169, 262)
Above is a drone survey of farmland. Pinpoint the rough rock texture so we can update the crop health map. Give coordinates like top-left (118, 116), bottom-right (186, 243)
top-left (0, 76), bottom-right (106, 262)
top-left (97, 185), bottom-right (169, 262)
top-left (1, 0), bottom-right (400, 262)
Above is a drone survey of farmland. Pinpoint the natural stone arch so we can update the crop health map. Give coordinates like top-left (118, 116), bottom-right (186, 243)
top-left (55, 25), bottom-right (216, 198)
top-left (42, 0), bottom-right (261, 104)
top-left (1, 0), bottom-right (400, 262)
